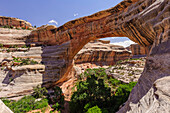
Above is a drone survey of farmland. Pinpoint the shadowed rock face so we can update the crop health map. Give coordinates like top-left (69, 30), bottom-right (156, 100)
top-left (0, 0), bottom-right (169, 112)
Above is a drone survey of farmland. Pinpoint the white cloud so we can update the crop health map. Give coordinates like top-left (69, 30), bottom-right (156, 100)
top-left (111, 40), bottom-right (136, 47)
top-left (74, 13), bottom-right (78, 17)
top-left (48, 20), bottom-right (58, 25)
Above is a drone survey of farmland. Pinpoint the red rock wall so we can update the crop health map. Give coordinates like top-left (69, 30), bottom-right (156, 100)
top-left (74, 41), bottom-right (131, 65)
top-left (130, 44), bottom-right (147, 55)
top-left (0, 16), bottom-right (32, 29)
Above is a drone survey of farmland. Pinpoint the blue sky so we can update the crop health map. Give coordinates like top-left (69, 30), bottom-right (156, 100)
top-left (1, 0), bottom-right (135, 47)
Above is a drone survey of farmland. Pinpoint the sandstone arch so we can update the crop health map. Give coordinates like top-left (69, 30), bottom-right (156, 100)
top-left (26, 0), bottom-right (170, 112)
top-left (0, 0), bottom-right (169, 112)
top-left (27, 0), bottom-right (169, 80)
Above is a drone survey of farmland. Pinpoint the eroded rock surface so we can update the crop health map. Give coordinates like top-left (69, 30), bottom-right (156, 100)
top-left (0, 28), bottom-right (32, 46)
top-left (0, 16), bottom-right (32, 29)
top-left (127, 44), bottom-right (147, 57)
top-left (74, 40), bottom-right (131, 65)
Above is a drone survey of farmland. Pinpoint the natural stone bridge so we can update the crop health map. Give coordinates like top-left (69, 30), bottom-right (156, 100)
top-left (27, 0), bottom-right (170, 112)
top-left (0, 0), bottom-right (169, 112)
top-left (27, 0), bottom-right (169, 80)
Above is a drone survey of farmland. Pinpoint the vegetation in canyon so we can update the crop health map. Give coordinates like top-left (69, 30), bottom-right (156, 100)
top-left (1, 67), bottom-right (137, 113)
top-left (2, 85), bottom-right (64, 113)
top-left (69, 68), bottom-right (137, 113)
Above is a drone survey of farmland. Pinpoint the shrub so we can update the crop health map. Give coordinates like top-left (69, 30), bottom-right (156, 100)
top-left (70, 68), bottom-right (137, 113)
top-left (86, 105), bottom-right (102, 113)
top-left (6, 49), bottom-right (10, 53)
top-left (33, 98), bottom-right (48, 109)
top-left (2, 96), bottom-right (48, 113)
top-left (0, 44), bottom-right (3, 47)
top-left (48, 86), bottom-right (65, 111)
top-left (32, 85), bottom-right (48, 98)
top-left (12, 57), bottom-right (39, 66)
top-left (70, 74), bottom-right (111, 113)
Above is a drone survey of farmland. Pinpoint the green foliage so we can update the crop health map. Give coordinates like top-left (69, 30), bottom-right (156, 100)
top-left (12, 57), bottom-right (39, 66)
top-left (0, 43), bottom-right (3, 47)
top-left (3, 25), bottom-right (11, 29)
top-left (33, 99), bottom-right (48, 110)
top-left (70, 68), bottom-right (137, 113)
top-left (128, 73), bottom-right (133, 76)
top-left (3, 85), bottom-right (66, 113)
top-left (86, 105), bottom-right (102, 113)
top-left (22, 27), bottom-right (26, 30)
top-left (70, 74), bottom-right (111, 113)
top-left (79, 68), bottom-right (107, 80)
top-left (30, 60), bottom-right (39, 65)
top-left (21, 45), bottom-right (29, 48)
top-left (108, 78), bottom-right (122, 88)
top-left (6, 49), bottom-right (10, 53)
top-left (48, 86), bottom-right (65, 111)
top-left (52, 102), bottom-right (60, 111)
top-left (2, 96), bottom-right (48, 113)
top-left (32, 85), bottom-right (48, 98)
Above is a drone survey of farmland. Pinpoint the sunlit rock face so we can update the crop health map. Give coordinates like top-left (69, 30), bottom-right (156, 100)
top-left (0, 0), bottom-right (169, 112)
top-left (0, 16), bottom-right (32, 29)
top-left (0, 28), bottom-right (32, 46)
top-left (74, 40), bottom-right (131, 65)
top-left (126, 44), bottom-right (147, 57)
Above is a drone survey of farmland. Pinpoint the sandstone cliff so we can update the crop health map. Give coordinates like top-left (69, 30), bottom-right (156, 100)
top-left (0, 16), bottom-right (32, 29)
top-left (0, 29), bottom-right (70, 98)
top-left (129, 44), bottom-right (147, 56)
top-left (0, 28), bottom-right (32, 46)
top-left (74, 40), bottom-right (131, 66)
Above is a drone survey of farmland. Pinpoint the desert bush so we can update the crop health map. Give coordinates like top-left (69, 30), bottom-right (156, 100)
top-left (32, 85), bottom-right (48, 98)
top-left (70, 68), bottom-right (137, 113)
top-left (2, 96), bottom-right (48, 113)
top-left (47, 86), bottom-right (65, 112)
top-left (86, 105), bottom-right (102, 113)
top-left (13, 57), bottom-right (39, 66)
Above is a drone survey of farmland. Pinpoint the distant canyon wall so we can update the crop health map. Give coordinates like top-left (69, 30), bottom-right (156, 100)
top-left (74, 40), bottom-right (131, 65)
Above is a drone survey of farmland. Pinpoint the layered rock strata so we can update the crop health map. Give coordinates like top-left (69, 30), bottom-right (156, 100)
top-left (0, 0), bottom-right (169, 112)
top-left (74, 40), bottom-right (131, 65)
top-left (0, 28), bottom-right (32, 46)
top-left (0, 16), bottom-right (32, 29)
top-left (130, 44), bottom-right (147, 56)
top-left (0, 42), bottom-right (71, 99)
